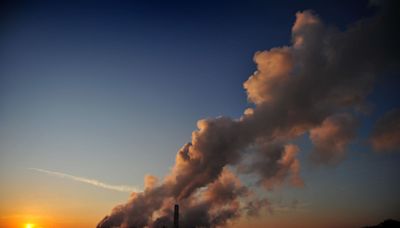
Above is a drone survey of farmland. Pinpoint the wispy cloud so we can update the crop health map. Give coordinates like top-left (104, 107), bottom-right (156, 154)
top-left (29, 168), bottom-right (140, 193)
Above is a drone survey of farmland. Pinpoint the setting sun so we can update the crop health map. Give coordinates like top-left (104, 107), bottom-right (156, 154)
top-left (25, 224), bottom-right (35, 228)
top-left (1, 1), bottom-right (399, 228)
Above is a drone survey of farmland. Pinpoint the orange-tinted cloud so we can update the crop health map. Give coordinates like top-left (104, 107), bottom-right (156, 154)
top-left (244, 47), bottom-right (293, 104)
top-left (371, 108), bottom-right (400, 152)
top-left (310, 113), bottom-right (358, 164)
top-left (98, 1), bottom-right (400, 227)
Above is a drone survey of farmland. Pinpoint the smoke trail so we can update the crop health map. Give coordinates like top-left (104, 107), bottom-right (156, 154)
top-left (98, 1), bottom-right (400, 227)
top-left (370, 108), bottom-right (400, 152)
top-left (30, 168), bottom-right (140, 193)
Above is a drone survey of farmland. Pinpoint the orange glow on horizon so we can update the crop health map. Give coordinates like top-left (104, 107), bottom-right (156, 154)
top-left (25, 224), bottom-right (35, 228)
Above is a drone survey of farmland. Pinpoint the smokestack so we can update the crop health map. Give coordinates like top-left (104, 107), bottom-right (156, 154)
top-left (174, 204), bottom-right (179, 228)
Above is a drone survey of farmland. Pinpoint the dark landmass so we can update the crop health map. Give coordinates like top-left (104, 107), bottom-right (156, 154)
top-left (363, 219), bottom-right (400, 228)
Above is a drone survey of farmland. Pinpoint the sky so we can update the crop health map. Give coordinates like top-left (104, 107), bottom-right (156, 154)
top-left (1, 0), bottom-right (399, 228)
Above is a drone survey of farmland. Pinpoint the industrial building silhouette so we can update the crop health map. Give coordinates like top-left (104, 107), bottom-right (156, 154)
top-left (174, 204), bottom-right (179, 228)
top-left (125, 204), bottom-right (180, 228)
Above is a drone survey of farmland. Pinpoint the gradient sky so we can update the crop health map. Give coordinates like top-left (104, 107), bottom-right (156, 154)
top-left (1, 1), bottom-right (399, 228)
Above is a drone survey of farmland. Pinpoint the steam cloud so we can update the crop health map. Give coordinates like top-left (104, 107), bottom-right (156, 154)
top-left (310, 113), bottom-right (358, 164)
top-left (370, 108), bottom-right (400, 152)
top-left (98, 1), bottom-right (400, 227)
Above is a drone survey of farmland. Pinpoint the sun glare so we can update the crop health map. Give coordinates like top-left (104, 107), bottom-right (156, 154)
top-left (25, 224), bottom-right (35, 228)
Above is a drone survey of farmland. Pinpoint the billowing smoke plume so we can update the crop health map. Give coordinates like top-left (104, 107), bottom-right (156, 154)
top-left (370, 108), bottom-right (400, 152)
top-left (98, 1), bottom-right (400, 227)
top-left (310, 113), bottom-right (358, 164)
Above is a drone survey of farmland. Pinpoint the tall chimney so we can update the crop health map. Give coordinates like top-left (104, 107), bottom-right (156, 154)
top-left (174, 204), bottom-right (179, 228)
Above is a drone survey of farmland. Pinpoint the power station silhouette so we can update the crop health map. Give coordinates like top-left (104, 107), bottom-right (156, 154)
top-left (98, 203), bottom-right (180, 228)
top-left (161, 204), bottom-right (179, 228)
top-left (129, 204), bottom-right (180, 228)
top-left (174, 204), bottom-right (179, 228)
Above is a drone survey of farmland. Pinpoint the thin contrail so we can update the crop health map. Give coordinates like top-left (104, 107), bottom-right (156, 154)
top-left (29, 168), bottom-right (140, 193)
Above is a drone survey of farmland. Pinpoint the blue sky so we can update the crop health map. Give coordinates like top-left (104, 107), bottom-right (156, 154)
top-left (1, 0), bottom-right (399, 227)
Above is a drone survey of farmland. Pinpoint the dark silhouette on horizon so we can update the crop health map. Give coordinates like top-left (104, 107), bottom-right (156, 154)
top-left (174, 204), bottom-right (179, 228)
top-left (363, 219), bottom-right (400, 228)
top-left (97, 204), bottom-right (180, 228)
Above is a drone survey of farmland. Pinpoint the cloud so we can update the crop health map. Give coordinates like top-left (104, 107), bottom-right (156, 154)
top-left (239, 143), bottom-right (303, 189)
top-left (178, 168), bottom-right (248, 228)
top-left (370, 108), bottom-right (400, 152)
top-left (98, 1), bottom-right (400, 227)
top-left (30, 168), bottom-right (140, 193)
top-left (310, 113), bottom-right (358, 164)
